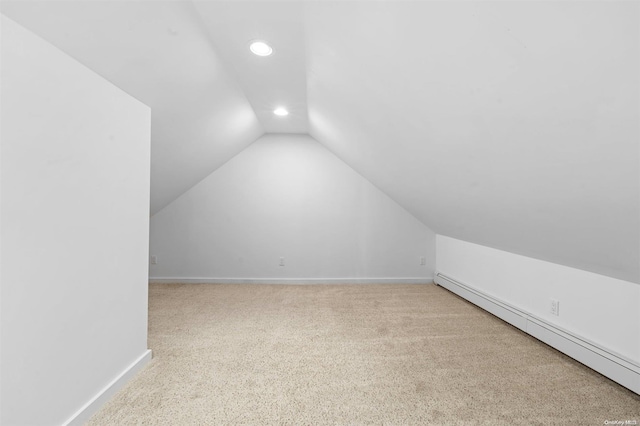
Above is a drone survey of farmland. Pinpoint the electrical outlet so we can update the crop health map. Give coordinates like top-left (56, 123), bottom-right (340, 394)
top-left (550, 298), bottom-right (559, 316)
top-left (150, 255), bottom-right (158, 265)
top-left (279, 257), bottom-right (285, 266)
top-left (420, 256), bottom-right (426, 266)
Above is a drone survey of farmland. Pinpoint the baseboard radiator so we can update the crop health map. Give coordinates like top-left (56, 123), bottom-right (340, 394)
top-left (434, 272), bottom-right (640, 395)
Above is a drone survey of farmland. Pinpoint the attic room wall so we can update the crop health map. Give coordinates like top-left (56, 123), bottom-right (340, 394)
top-left (436, 236), bottom-right (640, 367)
top-left (1, 16), bottom-right (151, 425)
top-left (150, 134), bottom-right (435, 282)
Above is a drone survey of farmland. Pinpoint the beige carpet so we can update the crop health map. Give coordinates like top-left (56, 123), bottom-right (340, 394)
top-left (87, 284), bottom-right (640, 425)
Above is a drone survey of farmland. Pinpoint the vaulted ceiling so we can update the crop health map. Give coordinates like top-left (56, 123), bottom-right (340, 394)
top-left (2, 1), bottom-right (638, 283)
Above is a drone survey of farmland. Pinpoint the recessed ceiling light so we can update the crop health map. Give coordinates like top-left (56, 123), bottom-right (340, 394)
top-left (273, 107), bottom-right (289, 116)
top-left (249, 40), bottom-right (273, 56)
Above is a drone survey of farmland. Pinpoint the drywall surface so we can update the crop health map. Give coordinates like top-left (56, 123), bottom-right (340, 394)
top-left (1, 16), bottom-right (150, 425)
top-left (150, 134), bottom-right (434, 281)
top-left (436, 235), bottom-right (640, 364)
top-left (306, 1), bottom-right (639, 283)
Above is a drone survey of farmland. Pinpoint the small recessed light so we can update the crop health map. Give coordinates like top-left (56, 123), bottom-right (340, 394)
top-left (249, 40), bottom-right (273, 56)
top-left (273, 107), bottom-right (289, 116)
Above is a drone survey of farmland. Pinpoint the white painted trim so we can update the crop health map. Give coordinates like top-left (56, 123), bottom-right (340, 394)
top-left (149, 277), bottom-right (434, 285)
top-left (434, 272), bottom-right (640, 395)
top-left (63, 349), bottom-right (152, 426)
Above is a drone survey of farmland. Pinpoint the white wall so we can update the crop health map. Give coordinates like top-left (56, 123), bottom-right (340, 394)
top-left (1, 16), bottom-right (151, 425)
top-left (150, 134), bottom-right (434, 282)
top-left (436, 235), bottom-right (640, 365)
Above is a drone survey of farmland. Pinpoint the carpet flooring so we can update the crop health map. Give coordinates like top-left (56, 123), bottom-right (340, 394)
top-left (87, 284), bottom-right (640, 425)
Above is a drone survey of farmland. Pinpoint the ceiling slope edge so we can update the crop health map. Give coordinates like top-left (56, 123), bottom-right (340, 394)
top-left (308, 131), bottom-right (436, 234)
top-left (151, 131), bottom-right (265, 218)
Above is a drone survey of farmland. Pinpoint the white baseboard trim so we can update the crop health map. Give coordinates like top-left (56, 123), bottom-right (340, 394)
top-left (149, 277), bottom-right (434, 285)
top-left (63, 349), bottom-right (153, 426)
top-left (434, 272), bottom-right (640, 395)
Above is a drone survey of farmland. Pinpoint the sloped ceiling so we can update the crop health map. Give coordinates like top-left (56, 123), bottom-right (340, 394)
top-left (304, 1), bottom-right (639, 283)
top-left (193, 1), bottom-right (308, 133)
top-left (2, 1), bottom-right (638, 283)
